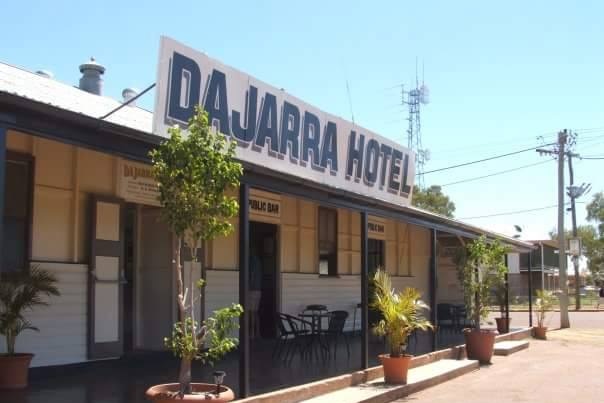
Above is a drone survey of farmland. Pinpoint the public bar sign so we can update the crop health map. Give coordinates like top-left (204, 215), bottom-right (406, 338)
top-left (249, 196), bottom-right (281, 218)
top-left (117, 159), bottom-right (160, 207)
top-left (153, 37), bottom-right (416, 207)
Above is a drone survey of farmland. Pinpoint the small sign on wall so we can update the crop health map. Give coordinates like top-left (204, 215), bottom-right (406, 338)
top-left (249, 196), bottom-right (281, 218)
top-left (368, 221), bottom-right (385, 236)
top-left (117, 160), bottom-right (160, 207)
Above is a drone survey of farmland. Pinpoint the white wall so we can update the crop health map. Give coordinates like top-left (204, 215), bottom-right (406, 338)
top-left (0, 262), bottom-right (88, 367)
top-left (281, 273), bottom-right (361, 332)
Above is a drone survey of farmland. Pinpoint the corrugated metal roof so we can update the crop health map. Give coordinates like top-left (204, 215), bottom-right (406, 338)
top-left (0, 62), bottom-right (153, 133)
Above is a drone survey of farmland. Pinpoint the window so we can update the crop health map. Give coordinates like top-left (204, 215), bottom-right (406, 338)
top-left (2, 153), bottom-right (33, 273)
top-left (318, 207), bottom-right (337, 276)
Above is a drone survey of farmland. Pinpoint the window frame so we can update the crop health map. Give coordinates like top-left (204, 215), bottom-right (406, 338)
top-left (317, 206), bottom-right (338, 277)
top-left (2, 151), bottom-right (35, 275)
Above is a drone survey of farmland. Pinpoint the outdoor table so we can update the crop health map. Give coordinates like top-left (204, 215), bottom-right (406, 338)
top-left (299, 312), bottom-right (332, 358)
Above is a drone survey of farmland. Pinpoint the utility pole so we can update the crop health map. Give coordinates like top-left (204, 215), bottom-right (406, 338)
top-left (536, 130), bottom-right (570, 328)
top-left (566, 154), bottom-right (592, 310)
top-left (557, 130), bottom-right (570, 328)
top-left (567, 154), bottom-right (580, 309)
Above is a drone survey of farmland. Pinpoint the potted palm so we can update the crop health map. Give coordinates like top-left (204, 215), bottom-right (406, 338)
top-left (145, 106), bottom-right (243, 402)
top-left (533, 289), bottom-right (555, 340)
top-left (456, 236), bottom-right (509, 364)
top-left (371, 269), bottom-right (433, 384)
top-left (0, 266), bottom-right (59, 388)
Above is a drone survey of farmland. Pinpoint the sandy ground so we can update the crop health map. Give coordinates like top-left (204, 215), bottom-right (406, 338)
top-left (392, 328), bottom-right (604, 403)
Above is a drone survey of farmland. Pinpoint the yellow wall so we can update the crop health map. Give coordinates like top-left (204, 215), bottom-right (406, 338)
top-left (7, 130), bottom-right (118, 263)
top-left (7, 129), bottom-right (432, 279)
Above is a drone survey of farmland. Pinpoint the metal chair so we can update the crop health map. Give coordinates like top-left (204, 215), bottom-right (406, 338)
top-left (321, 310), bottom-right (350, 359)
top-left (437, 303), bottom-right (455, 334)
top-left (273, 313), bottom-right (311, 361)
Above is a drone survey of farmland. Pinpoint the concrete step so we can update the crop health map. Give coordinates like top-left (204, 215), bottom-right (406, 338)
top-left (493, 340), bottom-right (530, 356)
top-left (300, 359), bottom-right (479, 403)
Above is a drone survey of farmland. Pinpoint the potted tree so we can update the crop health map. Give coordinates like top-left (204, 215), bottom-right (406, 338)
top-left (456, 236), bottom-right (509, 364)
top-left (371, 269), bottom-right (433, 384)
top-left (145, 106), bottom-right (243, 402)
top-left (0, 266), bottom-right (60, 388)
top-left (533, 289), bottom-right (555, 340)
top-left (492, 282), bottom-right (511, 334)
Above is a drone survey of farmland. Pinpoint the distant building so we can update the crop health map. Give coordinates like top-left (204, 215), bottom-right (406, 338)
top-left (508, 240), bottom-right (559, 297)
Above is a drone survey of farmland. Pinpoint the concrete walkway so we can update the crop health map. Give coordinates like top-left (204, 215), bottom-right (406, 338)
top-left (391, 328), bottom-right (604, 403)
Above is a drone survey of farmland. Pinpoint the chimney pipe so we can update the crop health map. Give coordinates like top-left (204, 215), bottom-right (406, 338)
top-left (79, 57), bottom-right (105, 95)
top-left (122, 88), bottom-right (139, 106)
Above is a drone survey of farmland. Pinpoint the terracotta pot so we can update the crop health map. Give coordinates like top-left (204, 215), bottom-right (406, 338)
top-left (464, 329), bottom-right (496, 364)
top-left (495, 317), bottom-right (511, 334)
top-left (146, 383), bottom-right (234, 403)
top-left (0, 353), bottom-right (34, 389)
top-left (533, 326), bottom-right (548, 340)
top-left (379, 354), bottom-right (412, 384)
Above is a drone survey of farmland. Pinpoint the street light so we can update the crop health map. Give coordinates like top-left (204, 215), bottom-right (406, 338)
top-left (213, 371), bottom-right (226, 396)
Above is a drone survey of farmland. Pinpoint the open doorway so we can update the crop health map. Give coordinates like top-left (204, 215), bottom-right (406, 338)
top-left (249, 221), bottom-right (279, 339)
top-left (368, 238), bottom-right (385, 327)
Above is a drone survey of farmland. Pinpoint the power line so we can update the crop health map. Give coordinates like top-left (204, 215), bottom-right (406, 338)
top-left (460, 203), bottom-right (572, 220)
top-left (420, 143), bottom-right (556, 175)
top-left (439, 159), bottom-right (552, 187)
top-left (581, 157), bottom-right (604, 160)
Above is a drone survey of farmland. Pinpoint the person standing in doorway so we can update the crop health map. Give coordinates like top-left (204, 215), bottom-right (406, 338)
top-left (249, 249), bottom-right (263, 338)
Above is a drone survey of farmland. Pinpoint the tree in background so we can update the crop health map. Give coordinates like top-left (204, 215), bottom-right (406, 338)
top-left (412, 185), bottom-right (456, 218)
top-left (587, 192), bottom-right (604, 237)
top-left (586, 192), bottom-right (604, 283)
top-left (550, 225), bottom-right (604, 283)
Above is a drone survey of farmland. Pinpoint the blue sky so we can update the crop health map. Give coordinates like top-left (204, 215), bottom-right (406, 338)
top-left (3, 0), bottom-right (603, 240)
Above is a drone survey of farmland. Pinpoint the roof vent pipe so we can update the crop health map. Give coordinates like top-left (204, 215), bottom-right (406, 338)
top-left (122, 88), bottom-right (139, 106)
top-left (35, 70), bottom-right (54, 79)
top-left (79, 57), bottom-right (105, 95)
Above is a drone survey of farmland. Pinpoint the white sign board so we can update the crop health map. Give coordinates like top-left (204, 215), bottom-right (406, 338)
top-left (153, 37), bottom-right (415, 207)
top-left (117, 159), bottom-right (160, 206)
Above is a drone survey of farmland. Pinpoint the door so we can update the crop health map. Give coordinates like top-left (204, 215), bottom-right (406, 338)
top-left (137, 206), bottom-right (173, 350)
top-left (250, 221), bottom-right (278, 339)
top-left (368, 238), bottom-right (385, 327)
top-left (88, 196), bottom-right (124, 359)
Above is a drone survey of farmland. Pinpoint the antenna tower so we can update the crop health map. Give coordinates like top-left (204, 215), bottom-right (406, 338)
top-left (402, 61), bottom-right (430, 188)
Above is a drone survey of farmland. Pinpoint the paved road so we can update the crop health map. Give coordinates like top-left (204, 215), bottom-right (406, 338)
top-left (490, 309), bottom-right (604, 329)
top-left (392, 328), bottom-right (604, 403)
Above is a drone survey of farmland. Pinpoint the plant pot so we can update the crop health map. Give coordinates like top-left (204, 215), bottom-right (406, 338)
top-left (146, 383), bottom-right (235, 403)
top-left (463, 329), bottom-right (496, 364)
top-left (0, 353), bottom-right (34, 389)
top-left (533, 326), bottom-right (548, 340)
top-left (495, 317), bottom-right (511, 334)
top-left (379, 354), bottom-right (412, 384)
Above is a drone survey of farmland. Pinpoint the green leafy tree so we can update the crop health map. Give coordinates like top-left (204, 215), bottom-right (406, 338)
top-left (412, 185), bottom-right (456, 218)
top-left (370, 269), bottom-right (433, 357)
top-left (150, 106), bottom-right (243, 396)
top-left (587, 191), bottom-right (604, 237)
top-left (456, 236), bottom-right (510, 330)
